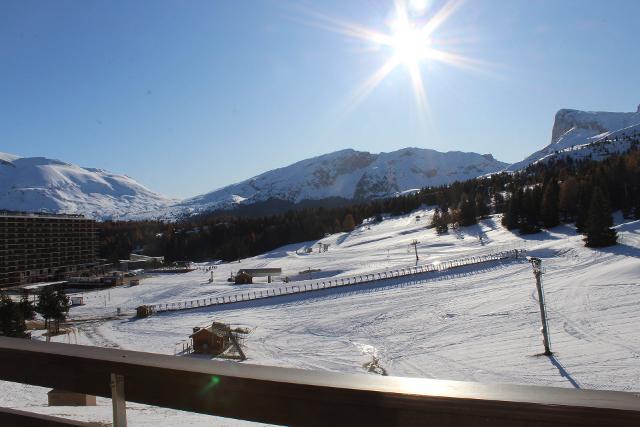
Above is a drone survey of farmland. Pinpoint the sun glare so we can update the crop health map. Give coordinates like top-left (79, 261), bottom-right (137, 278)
top-left (295, 0), bottom-right (473, 117)
top-left (389, 21), bottom-right (431, 65)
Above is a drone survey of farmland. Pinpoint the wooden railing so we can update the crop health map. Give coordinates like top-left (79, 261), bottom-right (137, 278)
top-left (1, 338), bottom-right (639, 426)
top-left (148, 249), bottom-right (525, 314)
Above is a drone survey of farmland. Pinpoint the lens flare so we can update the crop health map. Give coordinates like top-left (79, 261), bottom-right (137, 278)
top-left (290, 0), bottom-right (478, 118)
top-left (198, 375), bottom-right (221, 396)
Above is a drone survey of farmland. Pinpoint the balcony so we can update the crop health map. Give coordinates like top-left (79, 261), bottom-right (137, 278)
top-left (0, 337), bottom-right (639, 426)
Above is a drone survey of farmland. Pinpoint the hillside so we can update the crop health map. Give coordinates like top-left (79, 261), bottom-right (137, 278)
top-left (170, 147), bottom-right (507, 216)
top-left (0, 152), bottom-right (175, 219)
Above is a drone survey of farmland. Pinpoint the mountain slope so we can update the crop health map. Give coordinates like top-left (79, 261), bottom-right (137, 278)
top-left (171, 147), bottom-right (508, 216)
top-left (508, 105), bottom-right (640, 170)
top-left (0, 152), bottom-right (175, 219)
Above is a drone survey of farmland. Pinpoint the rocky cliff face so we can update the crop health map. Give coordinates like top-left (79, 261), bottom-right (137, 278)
top-left (508, 106), bottom-right (640, 171)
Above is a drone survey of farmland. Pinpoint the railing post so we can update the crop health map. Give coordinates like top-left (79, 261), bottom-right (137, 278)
top-left (111, 373), bottom-right (127, 427)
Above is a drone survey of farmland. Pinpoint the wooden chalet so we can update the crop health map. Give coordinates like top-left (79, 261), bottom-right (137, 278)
top-left (190, 322), bottom-right (231, 355)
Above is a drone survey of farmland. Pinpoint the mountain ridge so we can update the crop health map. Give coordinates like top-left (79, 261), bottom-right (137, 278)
top-left (167, 146), bottom-right (508, 217)
top-left (6, 104), bottom-right (638, 220)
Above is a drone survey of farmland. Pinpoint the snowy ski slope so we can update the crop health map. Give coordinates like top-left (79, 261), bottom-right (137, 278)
top-left (2, 209), bottom-right (639, 425)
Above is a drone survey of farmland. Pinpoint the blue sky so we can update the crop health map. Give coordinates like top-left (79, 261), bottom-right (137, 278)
top-left (1, 0), bottom-right (639, 198)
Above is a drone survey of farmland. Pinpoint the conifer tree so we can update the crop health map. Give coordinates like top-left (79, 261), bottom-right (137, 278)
top-left (431, 207), bottom-right (449, 234)
top-left (522, 187), bottom-right (542, 230)
top-left (36, 287), bottom-right (57, 330)
top-left (558, 177), bottom-right (579, 221)
top-left (475, 191), bottom-right (490, 219)
top-left (458, 193), bottom-right (477, 226)
top-left (431, 207), bottom-right (441, 228)
top-left (584, 187), bottom-right (617, 247)
top-left (541, 180), bottom-right (560, 229)
top-left (36, 287), bottom-right (70, 333)
top-left (493, 192), bottom-right (506, 214)
top-left (575, 182), bottom-right (592, 233)
top-left (55, 290), bottom-right (71, 321)
top-left (502, 189), bottom-right (522, 230)
top-left (18, 292), bottom-right (35, 321)
top-left (0, 293), bottom-right (27, 338)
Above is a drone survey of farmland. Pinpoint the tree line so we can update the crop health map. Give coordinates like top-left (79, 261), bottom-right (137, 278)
top-left (99, 145), bottom-right (640, 263)
top-left (0, 287), bottom-right (70, 338)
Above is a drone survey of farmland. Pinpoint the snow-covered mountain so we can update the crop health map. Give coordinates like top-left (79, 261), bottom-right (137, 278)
top-left (508, 105), bottom-right (640, 170)
top-left (171, 147), bottom-right (508, 216)
top-left (0, 152), bottom-right (175, 219)
top-left (0, 147), bottom-right (508, 220)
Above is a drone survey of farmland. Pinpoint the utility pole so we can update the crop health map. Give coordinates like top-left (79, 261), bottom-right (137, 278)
top-left (410, 240), bottom-right (420, 262)
top-left (528, 257), bottom-right (552, 355)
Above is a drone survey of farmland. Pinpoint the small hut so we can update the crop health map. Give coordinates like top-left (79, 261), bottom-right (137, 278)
top-left (190, 322), bottom-right (231, 355)
top-left (234, 272), bottom-right (253, 284)
top-left (136, 305), bottom-right (154, 318)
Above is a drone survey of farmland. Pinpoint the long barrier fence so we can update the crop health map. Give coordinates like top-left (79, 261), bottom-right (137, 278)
top-left (146, 249), bottom-right (526, 315)
top-left (1, 337), bottom-right (639, 427)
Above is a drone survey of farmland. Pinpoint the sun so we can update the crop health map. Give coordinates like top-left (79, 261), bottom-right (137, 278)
top-left (388, 20), bottom-right (431, 65)
top-left (293, 0), bottom-right (474, 116)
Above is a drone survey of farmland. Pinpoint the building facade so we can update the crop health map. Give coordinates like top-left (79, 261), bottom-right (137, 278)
top-left (0, 212), bottom-right (98, 288)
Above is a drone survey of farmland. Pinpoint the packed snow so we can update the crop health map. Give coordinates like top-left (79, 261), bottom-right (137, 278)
top-left (2, 208), bottom-right (639, 425)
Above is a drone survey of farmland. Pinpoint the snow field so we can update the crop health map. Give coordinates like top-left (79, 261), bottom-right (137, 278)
top-left (2, 209), bottom-right (639, 425)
